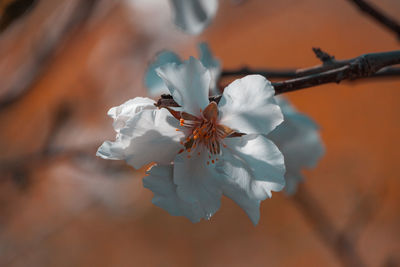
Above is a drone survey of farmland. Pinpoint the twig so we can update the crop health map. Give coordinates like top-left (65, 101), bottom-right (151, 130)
top-left (157, 50), bottom-right (400, 107)
top-left (221, 65), bottom-right (400, 80)
top-left (312, 47), bottom-right (335, 64)
top-left (346, 0), bottom-right (400, 40)
top-left (292, 184), bottom-right (365, 267)
top-left (274, 50), bottom-right (400, 94)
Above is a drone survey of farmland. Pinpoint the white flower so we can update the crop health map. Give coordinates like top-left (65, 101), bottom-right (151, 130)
top-left (170, 0), bottom-right (218, 35)
top-left (268, 96), bottom-right (324, 195)
top-left (145, 42), bottom-right (221, 97)
top-left (97, 57), bottom-right (285, 224)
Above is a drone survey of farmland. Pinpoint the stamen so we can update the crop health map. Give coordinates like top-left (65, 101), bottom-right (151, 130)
top-left (174, 103), bottom-right (240, 156)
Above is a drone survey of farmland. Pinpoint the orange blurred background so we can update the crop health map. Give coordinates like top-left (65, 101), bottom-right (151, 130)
top-left (0, 0), bottom-right (399, 266)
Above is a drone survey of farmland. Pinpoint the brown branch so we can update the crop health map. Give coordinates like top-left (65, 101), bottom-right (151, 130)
top-left (157, 50), bottom-right (400, 107)
top-left (221, 65), bottom-right (400, 80)
top-left (346, 0), bottom-right (400, 40)
top-left (273, 50), bottom-right (400, 94)
top-left (292, 184), bottom-right (365, 267)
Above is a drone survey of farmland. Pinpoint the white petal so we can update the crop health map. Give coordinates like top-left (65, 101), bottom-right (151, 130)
top-left (107, 97), bottom-right (156, 132)
top-left (224, 135), bottom-right (286, 187)
top-left (143, 164), bottom-right (204, 223)
top-left (198, 42), bottom-right (221, 95)
top-left (97, 108), bottom-right (184, 169)
top-left (173, 149), bottom-right (222, 220)
top-left (145, 51), bottom-right (182, 97)
top-left (170, 0), bottom-right (218, 35)
top-left (218, 75), bottom-right (283, 135)
top-left (268, 97), bottom-right (324, 194)
top-left (215, 135), bottom-right (286, 225)
top-left (156, 57), bottom-right (210, 116)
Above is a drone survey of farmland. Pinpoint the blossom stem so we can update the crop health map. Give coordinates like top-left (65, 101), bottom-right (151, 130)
top-left (292, 184), bottom-right (365, 267)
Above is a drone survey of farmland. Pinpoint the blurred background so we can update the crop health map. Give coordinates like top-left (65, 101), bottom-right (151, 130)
top-left (0, 0), bottom-right (399, 266)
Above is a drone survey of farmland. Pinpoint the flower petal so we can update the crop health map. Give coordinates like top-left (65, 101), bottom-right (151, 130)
top-left (145, 51), bottom-right (182, 97)
top-left (268, 96), bottom-right (324, 195)
top-left (173, 149), bottom-right (222, 220)
top-left (170, 0), bottom-right (218, 35)
top-left (97, 108), bottom-right (184, 169)
top-left (215, 135), bottom-right (286, 225)
top-left (218, 75), bottom-right (283, 135)
top-left (107, 97), bottom-right (156, 132)
top-left (143, 164), bottom-right (204, 223)
top-left (198, 42), bottom-right (221, 95)
top-left (224, 134), bottom-right (286, 186)
top-left (156, 57), bottom-right (210, 116)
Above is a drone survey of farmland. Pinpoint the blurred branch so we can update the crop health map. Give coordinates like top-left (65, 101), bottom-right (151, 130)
top-left (345, 0), bottom-right (400, 40)
top-left (157, 49), bottom-right (400, 107)
top-left (0, 101), bottom-right (130, 186)
top-left (342, 184), bottom-right (386, 242)
top-left (0, 0), bottom-right (100, 112)
top-left (0, 0), bottom-right (37, 32)
top-left (292, 184), bottom-right (365, 267)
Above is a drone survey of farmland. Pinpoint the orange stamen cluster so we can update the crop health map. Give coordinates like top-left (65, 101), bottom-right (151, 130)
top-left (173, 102), bottom-right (235, 163)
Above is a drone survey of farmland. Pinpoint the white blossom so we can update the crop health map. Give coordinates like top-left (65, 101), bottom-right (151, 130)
top-left (145, 43), bottom-right (221, 97)
top-left (98, 58), bottom-right (285, 224)
top-left (268, 96), bottom-right (325, 194)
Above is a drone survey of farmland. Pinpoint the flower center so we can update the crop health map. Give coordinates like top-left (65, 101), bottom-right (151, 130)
top-left (180, 112), bottom-right (229, 156)
top-left (163, 101), bottom-right (244, 165)
top-left (166, 102), bottom-right (235, 164)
